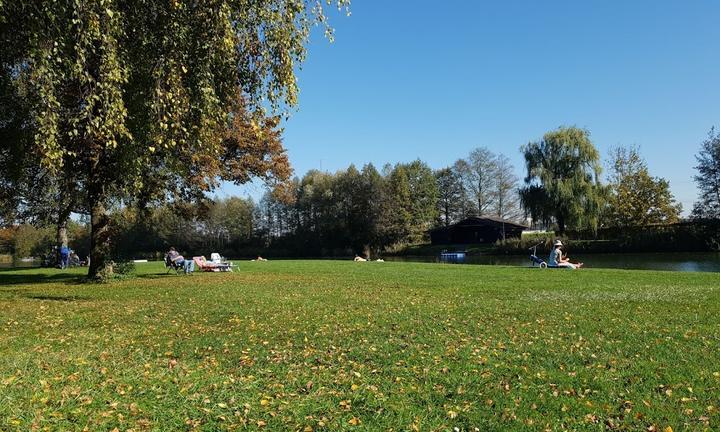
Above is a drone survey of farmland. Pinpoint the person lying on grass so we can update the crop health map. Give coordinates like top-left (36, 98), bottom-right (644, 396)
top-left (549, 240), bottom-right (583, 269)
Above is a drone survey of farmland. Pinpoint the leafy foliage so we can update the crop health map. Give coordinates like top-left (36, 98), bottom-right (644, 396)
top-left (453, 148), bottom-right (497, 216)
top-left (520, 127), bottom-right (605, 233)
top-left (448, 148), bottom-right (523, 222)
top-left (256, 161), bottom-right (437, 255)
top-left (692, 127), bottom-right (720, 219)
top-left (604, 146), bottom-right (681, 226)
top-left (0, 0), bottom-right (346, 277)
top-left (435, 168), bottom-right (464, 227)
top-left (492, 154), bottom-right (522, 221)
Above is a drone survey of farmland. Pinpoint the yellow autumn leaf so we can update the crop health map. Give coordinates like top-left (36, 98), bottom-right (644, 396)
top-left (348, 417), bottom-right (360, 426)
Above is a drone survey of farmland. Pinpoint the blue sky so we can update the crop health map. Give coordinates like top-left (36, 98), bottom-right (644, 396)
top-left (222, 0), bottom-right (720, 214)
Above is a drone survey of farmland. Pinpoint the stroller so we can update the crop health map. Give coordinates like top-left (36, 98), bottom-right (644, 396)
top-left (529, 242), bottom-right (553, 268)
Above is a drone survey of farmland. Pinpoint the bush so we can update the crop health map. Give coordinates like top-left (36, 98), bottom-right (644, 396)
top-left (521, 231), bottom-right (555, 241)
top-left (566, 220), bottom-right (720, 253)
top-left (494, 236), bottom-right (554, 255)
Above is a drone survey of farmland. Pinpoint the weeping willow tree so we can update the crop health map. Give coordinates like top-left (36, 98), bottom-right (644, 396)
top-left (0, 0), bottom-right (347, 277)
top-left (520, 126), bottom-right (605, 234)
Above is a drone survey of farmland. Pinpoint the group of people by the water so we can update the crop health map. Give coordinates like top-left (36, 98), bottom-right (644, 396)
top-left (52, 242), bottom-right (580, 271)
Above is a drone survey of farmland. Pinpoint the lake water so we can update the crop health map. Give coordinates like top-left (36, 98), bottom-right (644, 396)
top-left (387, 252), bottom-right (720, 272)
top-left (2, 253), bottom-right (720, 272)
top-left (0, 259), bottom-right (42, 269)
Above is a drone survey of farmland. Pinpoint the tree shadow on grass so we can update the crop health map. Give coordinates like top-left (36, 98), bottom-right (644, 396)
top-left (135, 271), bottom-right (186, 280)
top-left (24, 294), bottom-right (89, 302)
top-left (0, 271), bottom-right (85, 286)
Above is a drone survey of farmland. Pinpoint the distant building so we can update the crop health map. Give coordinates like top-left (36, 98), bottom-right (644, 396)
top-left (429, 216), bottom-right (528, 245)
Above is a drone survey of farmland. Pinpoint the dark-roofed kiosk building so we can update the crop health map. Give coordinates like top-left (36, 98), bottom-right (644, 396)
top-left (429, 217), bottom-right (528, 245)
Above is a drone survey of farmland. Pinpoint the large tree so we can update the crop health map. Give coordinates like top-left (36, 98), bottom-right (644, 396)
top-left (604, 146), bottom-right (681, 226)
top-left (380, 164), bottom-right (413, 246)
top-left (520, 126), bottom-right (605, 233)
top-left (454, 147), bottom-right (497, 216)
top-left (340, 163), bottom-right (384, 254)
top-left (519, 184), bottom-right (554, 229)
top-left (692, 128), bottom-right (720, 219)
top-left (203, 197), bottom-right (256, 251)
top-left (0, 62), bottom-right (81, 261)
top-left (491, 154), bottom-right (522, 221)
top-left (435, 167), bottom-right (464, 227)
top-left (1, 0), bottom-right (345, 277)
top-left (403, 160), bottom-right (439, 243)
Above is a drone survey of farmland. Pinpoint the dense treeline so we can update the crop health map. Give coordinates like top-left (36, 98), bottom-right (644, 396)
top-left (4, 125), bottom-right (720, 261)
top-left (1, 148), bottom-right (526, 259)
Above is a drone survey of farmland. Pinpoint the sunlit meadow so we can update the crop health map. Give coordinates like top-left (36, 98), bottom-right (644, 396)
top-left (1, 261), bottom-right (719, 431)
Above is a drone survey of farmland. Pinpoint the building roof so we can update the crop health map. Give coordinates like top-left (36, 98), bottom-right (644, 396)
top-left (429, 216), bottom-right (529, 232)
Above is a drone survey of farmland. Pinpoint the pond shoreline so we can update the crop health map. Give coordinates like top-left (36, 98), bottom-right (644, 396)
top-left (386, 251), bottom-right (720, 272)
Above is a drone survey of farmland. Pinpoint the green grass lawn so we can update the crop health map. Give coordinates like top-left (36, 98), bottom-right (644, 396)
top-left (1, 261), bottom-right (719, 431)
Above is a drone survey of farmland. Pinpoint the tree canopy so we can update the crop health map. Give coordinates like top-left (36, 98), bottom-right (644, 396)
top-left (520, 126), bottom-right (605, 233)
top-left (434, 168), bottom-right (463, 227)
top-left (692, 128), bottom-right (720, 219)
top-left (0, 0), bottom-right (347, 277)
top-left (604, 146), bottom-right (681, 226)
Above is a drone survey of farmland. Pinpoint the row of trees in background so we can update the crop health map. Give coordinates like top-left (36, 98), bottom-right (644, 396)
top-left (259, 161), bottom-right (437, 255)
top-left (436, 149), bottom-right (522, 226)
top-left (2, 125), bottom-right (719, 260)
top-left (520, 127), bottom-right (685, 233)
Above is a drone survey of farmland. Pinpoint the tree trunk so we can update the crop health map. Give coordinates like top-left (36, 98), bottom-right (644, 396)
top-left (556, 213), bottom-right (566, 235)
top-left (55, 205), bottom-right (72, 266)
top-left (57, 220), bottom-right (68, 247)
top-left (56, 219), bottom-right (68, 266)
top-left (88, 200), bottom-right (111, 278)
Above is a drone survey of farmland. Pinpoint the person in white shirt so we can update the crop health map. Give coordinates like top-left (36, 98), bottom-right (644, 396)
top-left (548, 240), bottom-right (583, 269)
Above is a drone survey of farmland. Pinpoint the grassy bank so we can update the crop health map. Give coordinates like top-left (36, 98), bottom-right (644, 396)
top-left (1, 261), bottom-right (719, 430)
